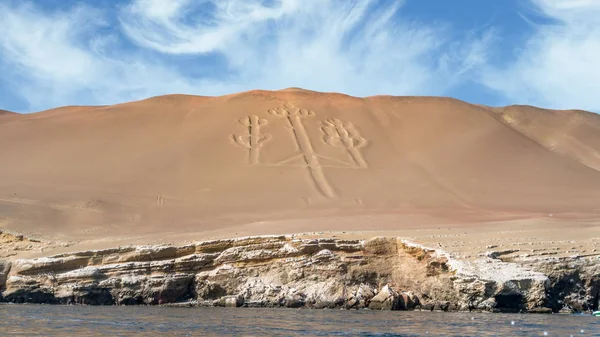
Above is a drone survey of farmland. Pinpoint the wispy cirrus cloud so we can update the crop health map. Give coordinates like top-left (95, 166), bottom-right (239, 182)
top-left (0, 0), bottom-right (492, 112)
top-left (479, 0), bottom-right (600, 111)
top-left (0, 1), bottom-right (203, 111)
top-left (119, 0), bottom-right (493, 96)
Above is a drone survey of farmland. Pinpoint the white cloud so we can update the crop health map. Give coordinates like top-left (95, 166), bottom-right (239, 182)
top-left (0, 0), bottom-right (492, 112)
top-left (480, 0), bottom-right (600, 111)
top-left (120, 0), bottom-right (304, 54)
top-left (0, 2), bottom-right (205, 111)
top-left (119, 0), bottom-right (492, 96)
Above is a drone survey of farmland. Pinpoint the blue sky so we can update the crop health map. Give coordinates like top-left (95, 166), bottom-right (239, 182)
top-left (0, 0), bottom-right (599, 113)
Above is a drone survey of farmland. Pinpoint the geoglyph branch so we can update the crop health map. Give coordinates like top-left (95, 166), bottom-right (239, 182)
top-left (230, 105), bottom-right (369, 198)
top-left (268, 104), bottom-right (336, 198)
top-left (322, 118), bottom-right (368, 168)
top-left (232, 115), bottom-right (271, 164)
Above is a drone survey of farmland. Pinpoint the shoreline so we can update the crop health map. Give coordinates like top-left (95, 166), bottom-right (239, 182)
top-left (1, 233), bottom-right (598, 314)
top-left (0, 302), bottom-right (591, 315)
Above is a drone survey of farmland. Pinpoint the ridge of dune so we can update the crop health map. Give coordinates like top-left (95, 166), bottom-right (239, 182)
top-left (487, 105), bottom-right (600, 173)
top-left (0, 109), bottom-right (17, 115)
top-left (0, 109), bottom-right (21, 122)
top-left (1, 89), bottom-right (600, 245)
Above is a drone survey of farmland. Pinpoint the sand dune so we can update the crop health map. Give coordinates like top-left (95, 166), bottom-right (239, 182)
top-left (0, 109), bottom-right (17, 116)
top-left (1, 89), bottom-right (600, 242)
top-left (490, 105), bottom-right (600, 172)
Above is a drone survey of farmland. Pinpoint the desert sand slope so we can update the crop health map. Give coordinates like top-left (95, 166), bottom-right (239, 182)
top-left (488, 105), bottom-right (600, 173)
top-left (1, 89), bottom-right (600, 241)
top-left (0, 109), bottom-right (17, 116)
top-left (0, 110), bottom-right (22, 123)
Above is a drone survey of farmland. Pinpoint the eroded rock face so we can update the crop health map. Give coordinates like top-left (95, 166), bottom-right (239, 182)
top-left (0, 260), bottom-right (10, 291)
top-left (528, 258), bottom-right (600, 312)
top-left (0, 235), bottom-right (598, 313)
top-left (368, 285), bottom-right (401, 310)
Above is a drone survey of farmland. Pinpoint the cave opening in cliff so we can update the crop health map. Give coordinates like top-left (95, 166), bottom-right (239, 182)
top-left (494, 294), bottom-right (525, 312)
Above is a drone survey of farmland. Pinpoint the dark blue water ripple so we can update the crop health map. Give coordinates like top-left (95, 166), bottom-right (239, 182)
top-left (0, 304), bottom-right (599, 336)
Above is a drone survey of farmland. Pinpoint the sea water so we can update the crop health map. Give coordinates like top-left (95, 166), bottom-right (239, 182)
top-left (0, 304), bottom-right (598, 336)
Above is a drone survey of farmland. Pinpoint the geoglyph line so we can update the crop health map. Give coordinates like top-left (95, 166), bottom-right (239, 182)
top-left (322, 118), bottom-right (368, 168)
top-left (270, 153), bottom-right (355, 168)
top-left (231, 115), bottom-right (271, 164)
top-left (269, 104), bottom-right (336, 198)
top-left (230, 104), bottom-right (371, 199)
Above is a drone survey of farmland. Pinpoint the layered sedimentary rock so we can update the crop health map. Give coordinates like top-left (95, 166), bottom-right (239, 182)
top-left (0, 235), bottom-right (598, 313)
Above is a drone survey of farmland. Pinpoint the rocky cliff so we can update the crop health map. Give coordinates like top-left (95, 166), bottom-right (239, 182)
top-left (0, 235), bottom-right (598, 313)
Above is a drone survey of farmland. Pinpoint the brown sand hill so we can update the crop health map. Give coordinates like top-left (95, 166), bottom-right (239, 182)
top-left (0, 109), bottom-right (17, 116)
top-left (0, 110), bottom-right (21, 123)
top-left (490, 105), bottom-right (600, 172)
top-left (1, 89), bottom-right (600, 244)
